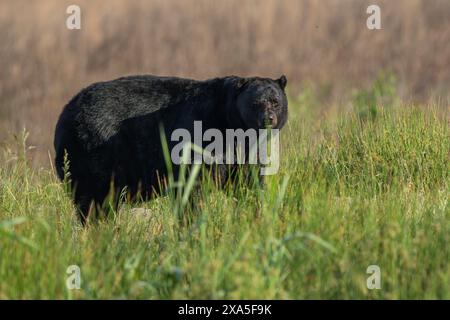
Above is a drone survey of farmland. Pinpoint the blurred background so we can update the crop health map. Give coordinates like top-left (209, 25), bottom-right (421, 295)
top-left (0, 0), bottom-right (449, 165)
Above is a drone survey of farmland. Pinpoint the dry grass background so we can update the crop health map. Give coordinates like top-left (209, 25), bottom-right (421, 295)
top-left (0, 0), bottom-right (449, 165)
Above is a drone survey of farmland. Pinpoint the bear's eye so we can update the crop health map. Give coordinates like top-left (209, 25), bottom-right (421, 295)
top-left (269, 99), bottom-right (279, 109)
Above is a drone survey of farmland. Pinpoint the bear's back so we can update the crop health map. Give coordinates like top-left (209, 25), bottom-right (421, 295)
top-left (59, 75), bottom-right (207, 146)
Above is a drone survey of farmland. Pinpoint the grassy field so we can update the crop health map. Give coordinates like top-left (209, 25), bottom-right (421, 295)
top-left (0, 96), bottom-right (448, 299)
top-left (1, 0), bottom-right (448, 300)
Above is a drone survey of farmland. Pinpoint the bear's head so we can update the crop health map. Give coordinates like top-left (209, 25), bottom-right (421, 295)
top-left (225, 76), bottom-right (288, 130)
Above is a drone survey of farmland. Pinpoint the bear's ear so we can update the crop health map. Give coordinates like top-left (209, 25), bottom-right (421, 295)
top-left (276, 75), bottom-right (287, 91)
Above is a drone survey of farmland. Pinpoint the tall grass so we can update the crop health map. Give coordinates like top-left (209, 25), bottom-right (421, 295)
top-left (0, 102), bottom-right (448, 299)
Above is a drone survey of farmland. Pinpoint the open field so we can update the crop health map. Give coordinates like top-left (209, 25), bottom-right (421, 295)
top-left (0, 0), bottom-right (449, 300)
top-left (1, 99), bottom-right (448, 299)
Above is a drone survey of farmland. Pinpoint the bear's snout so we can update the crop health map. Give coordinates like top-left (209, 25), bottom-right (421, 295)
top-left (260, 109), bottom-right (278, 128)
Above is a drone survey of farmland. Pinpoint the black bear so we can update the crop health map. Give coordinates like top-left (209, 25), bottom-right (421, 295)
top-left (54, 75), bottom-right (288, 224)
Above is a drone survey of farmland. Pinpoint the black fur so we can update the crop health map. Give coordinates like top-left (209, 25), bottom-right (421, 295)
top-left (54, 75), bottom-right (288, 224)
